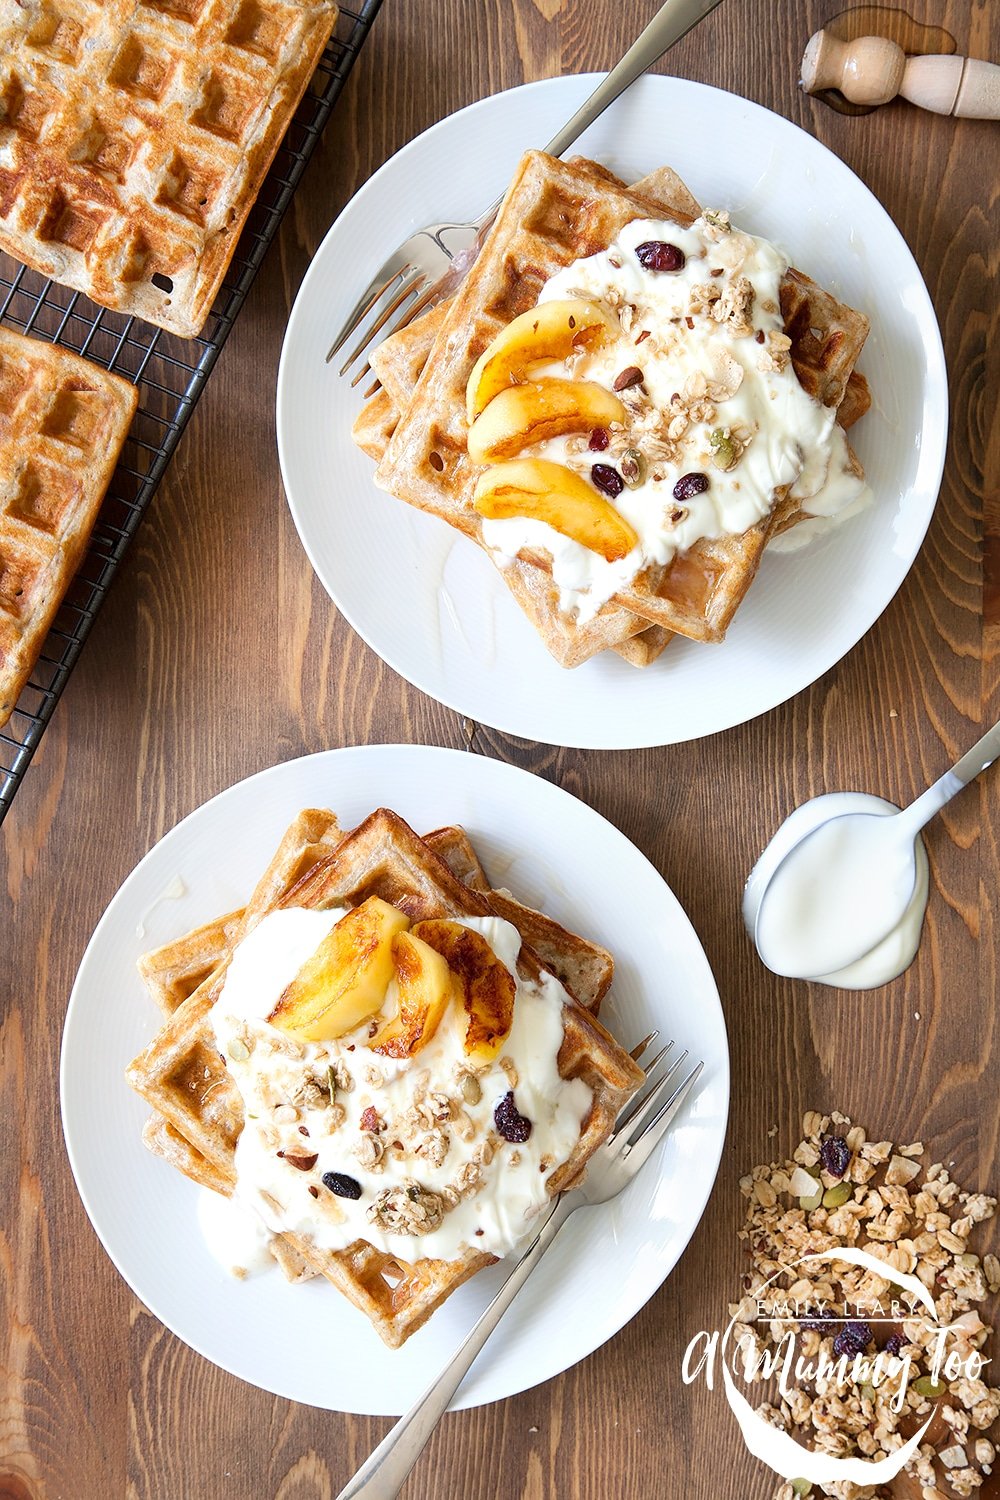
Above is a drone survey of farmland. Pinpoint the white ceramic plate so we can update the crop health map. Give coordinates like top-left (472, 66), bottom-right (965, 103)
top-left (61, 745), bottom-right (728, 1414)
top-left (277, 75), bottom-right (947, 749)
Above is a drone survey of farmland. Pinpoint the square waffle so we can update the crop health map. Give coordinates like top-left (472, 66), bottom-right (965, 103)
top-left (0, 325), bottom-right (138, 725)
top-left (135, 813), bottom-right (612, 1282)
top-left (0, 0), bottom-right (338, 338)
top-left (369, 150), bottom-right (870, 661)
top-left (135, 814), bottom-right (613, 1204)
top-left (128, 807), bottom-right (636, 1345)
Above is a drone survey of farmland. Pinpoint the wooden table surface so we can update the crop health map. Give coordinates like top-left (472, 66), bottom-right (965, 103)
top-left (3, 1), bottom-right (998, 1496)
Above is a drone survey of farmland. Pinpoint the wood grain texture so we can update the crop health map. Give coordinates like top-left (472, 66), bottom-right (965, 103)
top-left (2, 1), bottom-right (999, 1496)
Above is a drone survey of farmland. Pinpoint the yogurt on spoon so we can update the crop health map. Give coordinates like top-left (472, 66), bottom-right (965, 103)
top-left (744, 716), bottom-right (1000, 988)
top-left (743, 792), bottom-right (930, 989)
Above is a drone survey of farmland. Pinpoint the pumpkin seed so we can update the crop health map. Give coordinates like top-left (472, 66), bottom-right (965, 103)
top-left (709, 428), bottom-right (739, 471)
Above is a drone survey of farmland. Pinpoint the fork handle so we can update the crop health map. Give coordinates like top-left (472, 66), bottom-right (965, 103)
top-left (542, 0), bottom-right (727, 159)
top-left (335, 1195), bottom-right (577, 1500)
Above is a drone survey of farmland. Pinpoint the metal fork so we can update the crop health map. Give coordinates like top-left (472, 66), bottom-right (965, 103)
top-left (335, 1034), bottom-right (704, 1500)
top-left (328, 0), bottom-right (726, 381)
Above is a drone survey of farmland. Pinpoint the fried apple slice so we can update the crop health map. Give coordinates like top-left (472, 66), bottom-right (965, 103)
top-left (369, 932), bottom-right (458, 1059)
top-left (473, 458), bottom-right (639, 563)
top-left (413, 919), bottom-right (516, 1063)
top-left (466, 299), bottom-right (618, 422)
top-left (467, 378), bottom-right (626, 463)
top-left (269, 897), bottom-right (410, 1042)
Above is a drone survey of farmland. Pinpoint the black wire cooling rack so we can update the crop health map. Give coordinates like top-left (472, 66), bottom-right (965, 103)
top-left (0, 0), bottom-right (383, 825)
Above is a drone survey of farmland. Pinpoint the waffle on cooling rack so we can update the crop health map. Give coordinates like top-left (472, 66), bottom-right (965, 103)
top-left (0, 326), bottom-right (138, 725)
top-left (358, 150), bottom-right (871, 669)
top-left (127, 807), bottom-right (635, 1346)
top-left (0, 0), bottom-right (337, 337)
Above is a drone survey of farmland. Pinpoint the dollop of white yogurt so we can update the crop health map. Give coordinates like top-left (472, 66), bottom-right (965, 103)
top-left (203, 907), bottom-right (593, 1268)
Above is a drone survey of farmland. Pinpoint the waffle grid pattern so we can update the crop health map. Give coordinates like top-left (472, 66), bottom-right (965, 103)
top-left (0, 0), bottom-right (383, 824)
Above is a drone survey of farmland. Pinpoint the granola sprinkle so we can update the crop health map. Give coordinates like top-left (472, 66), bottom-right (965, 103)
top-left (736, 1111), bottom-right (1000, 1499)
top-left (367, 1182), bottom-right (445, 1236)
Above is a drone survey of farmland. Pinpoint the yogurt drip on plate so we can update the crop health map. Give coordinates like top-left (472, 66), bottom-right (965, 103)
top-left (480, 214), bottom-right (870, 622)
top-left (203, 907), bottom-right (592, 1272)
top-left (745, 794), bottom-right (930, 989)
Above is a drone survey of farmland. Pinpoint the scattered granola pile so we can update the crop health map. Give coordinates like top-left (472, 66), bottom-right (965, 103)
top-left (733, 1111), bottom-right (1000, 1500)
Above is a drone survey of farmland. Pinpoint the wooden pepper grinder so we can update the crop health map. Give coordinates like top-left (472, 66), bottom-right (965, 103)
top-left (801, 30), bottom-right (1000, 117)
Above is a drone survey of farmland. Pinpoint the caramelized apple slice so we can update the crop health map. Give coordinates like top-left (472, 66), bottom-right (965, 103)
top-left (413, 919), bottom-right (516, 1063)
top-left (465, 299), bottom-right (618, 422)
top-left (467, 378), bottom-right (626, 464)
top-left (269, 897), bottom-right (410, 1042)
top-left (473, 459), bottom-right (639, 563)
top-left (369, 932), bottom-right (458, 1058)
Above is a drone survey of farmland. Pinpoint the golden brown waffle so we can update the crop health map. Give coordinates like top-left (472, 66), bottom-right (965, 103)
top-left (0, 0), bottom-right (337, 338)
top-left (368, 299), bottom-right (451, 409)
top-left (137, 813), bottom-right (611, 1280)
top-left (356, 167), bottom-right (692, 668)
top-left (0, 325), bottom-right (138, 725)
top-left (838, 370), bottom-right (871, 431)
top-left (357, 326), bottom-right (666, 666)
top-left (351, 387), bottom-right (398, 462)
top-left (373, 155), bottom-right (704, 660)
top-left (138, 908), bottom-right (244, 1017)
top-left (128, 807), bottom-right (641, 1347)
top-left (371, 150), bottom-right (869, 657)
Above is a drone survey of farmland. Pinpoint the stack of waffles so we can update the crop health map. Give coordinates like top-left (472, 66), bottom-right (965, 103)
top-left (353, 150), bottom-right (872, 669)
top-left (0, 0), bottom-right (339, 337)
top-left (127, 806), bottom-right (644, 1347)
top-left (0, 327), bottom-right (138, 724)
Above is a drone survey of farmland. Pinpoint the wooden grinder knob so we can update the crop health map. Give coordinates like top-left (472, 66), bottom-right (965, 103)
top-left (801, 29), bottom-right (1000, 119)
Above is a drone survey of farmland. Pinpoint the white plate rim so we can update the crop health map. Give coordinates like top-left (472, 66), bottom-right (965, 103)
top-left (276, 74), bottom-right (948, 750)
top-left (60, 744), bottom-right (729, 1412)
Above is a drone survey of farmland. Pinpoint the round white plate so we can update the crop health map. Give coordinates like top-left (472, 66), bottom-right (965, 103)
top-left (61, 745), bottom-right (728, 1414)
top-left (277, 75), bottom-right (947, 749)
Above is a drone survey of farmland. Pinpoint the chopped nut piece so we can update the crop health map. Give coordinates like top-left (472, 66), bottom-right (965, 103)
top-left (499, 1056), bottom-right (519, 1090)
top-left (612, 365), bottom-right (644, 392)
top-left (353, 1132), bottom-right (385, 1170)
top-left (757, 328), bottom-right (792, 373)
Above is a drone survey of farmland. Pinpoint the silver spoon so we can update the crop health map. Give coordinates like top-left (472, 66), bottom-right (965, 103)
top-left (747, 715), bottom-right (1000, 981)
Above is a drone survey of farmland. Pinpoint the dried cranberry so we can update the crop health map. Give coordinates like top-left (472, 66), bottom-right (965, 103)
top-left (322, 1171), bottom-right (362, 1200)
top-left (588, 427), bottom-right (610, 451)
top-left (494, 1091), bottom-right (532, 1143)
top-left (799, 1308), bottom-right (836, 1332)
top-left (820, 1136), bottom-right (851, 1179)
top-left (635, 240), bottom-right (686, 273)
top-left (885, 1333), bottom-right (905, 1358)
top-left (360, 1106), bottom-right (381, 1133)
top-left (591, 463), bottom-right (624, 499)
top-left (612, 365), bottom-right (644, 392)
top-left (672, 472), bottom-right (709, 502)
top-left (833, 1321), bottom-right (872, 1359)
